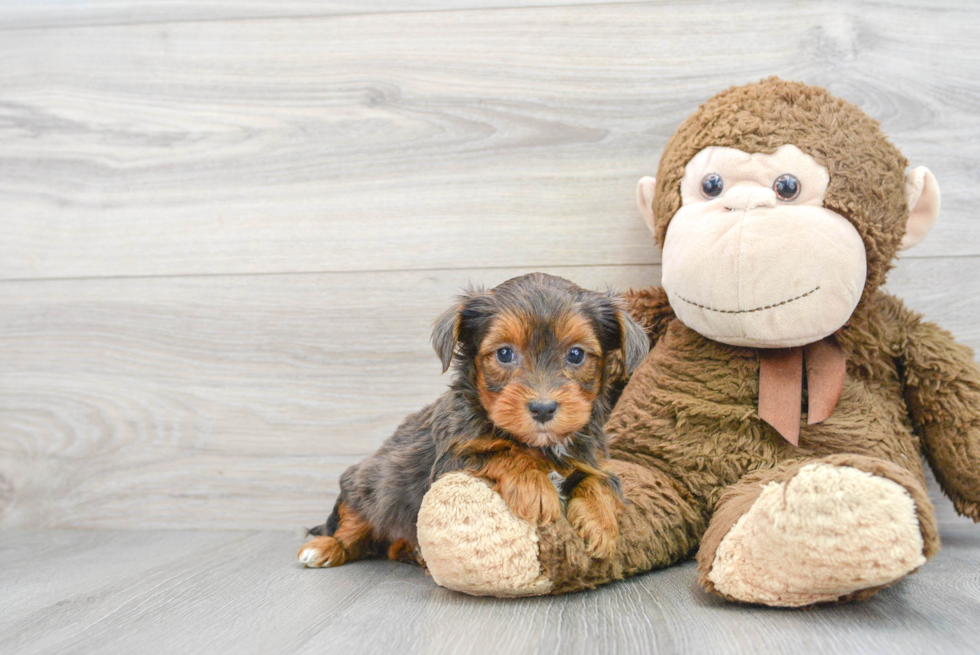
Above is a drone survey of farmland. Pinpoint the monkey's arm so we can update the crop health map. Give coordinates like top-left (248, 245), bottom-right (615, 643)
top-left (417, 456), bottom-right (705, 596)
top-left (622, 286), bottom-right (675, 348)
top-left (902, 315), bottom-right (980, 521)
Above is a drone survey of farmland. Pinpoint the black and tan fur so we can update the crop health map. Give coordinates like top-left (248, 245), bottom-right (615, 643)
top-left (298, 273), bottom-right (649, 567)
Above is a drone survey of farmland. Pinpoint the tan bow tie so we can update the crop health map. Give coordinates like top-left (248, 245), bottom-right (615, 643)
top-left (758, 338), bottom-right (847, 446)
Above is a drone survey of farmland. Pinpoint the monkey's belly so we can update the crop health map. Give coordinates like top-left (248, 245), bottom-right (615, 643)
top-left (607, 322), bottom-right (924, 510)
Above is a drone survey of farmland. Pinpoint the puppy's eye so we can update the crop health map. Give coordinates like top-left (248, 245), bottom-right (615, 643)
top-left (701, 173), bottom-right (724, 198)
top-left (773, 174), bottom-right (801, 201)
top-left (566, 347), bottom-right (586, 365)
top-left (495, 347), bottom-right (515, 364)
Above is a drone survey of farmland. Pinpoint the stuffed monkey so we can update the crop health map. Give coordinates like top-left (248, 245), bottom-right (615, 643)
top-left (415, 78), bottom-right (979, 606)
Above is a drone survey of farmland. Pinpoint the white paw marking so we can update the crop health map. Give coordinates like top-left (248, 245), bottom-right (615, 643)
top-left (548, 470), bottom-right (568, 503)
top-left (298, 547), bottom-right (329, 567)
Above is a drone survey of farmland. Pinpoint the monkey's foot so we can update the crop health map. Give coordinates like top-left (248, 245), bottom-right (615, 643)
top-left (706, 463), bottom-right (927, 607)
top-left (416, 472), bottom-right (553, 596)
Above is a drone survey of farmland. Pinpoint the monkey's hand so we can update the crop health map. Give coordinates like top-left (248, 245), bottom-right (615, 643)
top-left (903, 312), bottom-right (980, 522)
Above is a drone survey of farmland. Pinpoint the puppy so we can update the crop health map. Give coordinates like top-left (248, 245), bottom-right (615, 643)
top-left (297, 272), bottom-right (649, 568)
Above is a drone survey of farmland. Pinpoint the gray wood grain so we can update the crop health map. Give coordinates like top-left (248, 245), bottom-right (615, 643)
top-left (0, 258), bottom-right (978, 530)
top-left (1, 479), bottom-right (978, 655)
top-left (0, 0), bottom-right (655, 31)
top-left (1, 0), bottom-right (979, 281)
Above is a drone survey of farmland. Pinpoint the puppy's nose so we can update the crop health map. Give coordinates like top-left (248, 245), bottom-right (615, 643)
top-left (528, 399), bottom-right (559, 423)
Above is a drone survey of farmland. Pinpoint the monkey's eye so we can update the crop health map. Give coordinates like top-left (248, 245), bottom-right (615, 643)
top-left (773, 174), bottom-right (801, 201)
top-left (701, 173), bottom-right (724, 199)
top-left (496, 347), bottom-right (515, 364)
top-left (566, 347), bottom-right (586, 365)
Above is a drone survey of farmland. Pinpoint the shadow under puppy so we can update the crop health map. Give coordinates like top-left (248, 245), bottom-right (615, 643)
top-left (298, 272), bottom-right (649, 568)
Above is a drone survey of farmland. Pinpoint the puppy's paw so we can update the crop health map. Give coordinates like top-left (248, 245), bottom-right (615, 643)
top-left (297, 536), bottom-right (346, 568)
top-left (566, 496), bottom-right (618, 559)
top-left (535, 482), bottom-right (564, 525)
top-left (496, 472), bottom-right (563, 525)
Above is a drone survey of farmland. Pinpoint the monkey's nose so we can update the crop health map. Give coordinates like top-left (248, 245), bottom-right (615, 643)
top-left (722, 186), bottom-right (777, 210)
top-left (528, 399), bottom-right (559, 423)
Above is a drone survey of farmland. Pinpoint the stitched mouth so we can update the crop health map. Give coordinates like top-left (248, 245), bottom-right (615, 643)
top-left (675, 285), bottom-right (820, 315)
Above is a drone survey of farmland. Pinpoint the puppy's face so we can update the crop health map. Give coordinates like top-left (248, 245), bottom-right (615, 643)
top-left (432, 273), bottom-right (651, 448)
top-left (476, 308), bottom-right (603, 447)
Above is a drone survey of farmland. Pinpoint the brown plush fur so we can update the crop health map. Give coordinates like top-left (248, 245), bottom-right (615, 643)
top-left (534, 288), bottom-right (978, 597)
top-left (521, 79), bottom-right (980, 600)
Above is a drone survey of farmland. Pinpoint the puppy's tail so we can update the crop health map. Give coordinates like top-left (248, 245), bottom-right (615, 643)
top-left (306, 496), bottom-right (343, 537)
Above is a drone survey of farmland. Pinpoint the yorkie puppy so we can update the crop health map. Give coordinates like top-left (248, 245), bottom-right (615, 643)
top-left (298, 272), bottom-right (649, 568)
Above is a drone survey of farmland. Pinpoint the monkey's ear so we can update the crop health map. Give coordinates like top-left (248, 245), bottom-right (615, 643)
top-left (900, 167), bottom-right (941, 250)
top-left (619, 311), bottom-right (651, 374)
top-left (635, 176), bottom-right (657, 236)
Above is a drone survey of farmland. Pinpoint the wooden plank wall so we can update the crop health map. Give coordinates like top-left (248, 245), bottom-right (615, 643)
top-left (1, 0), bottom-right (978, 530)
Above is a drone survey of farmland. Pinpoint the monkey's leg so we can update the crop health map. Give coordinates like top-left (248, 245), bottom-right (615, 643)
top-left (416, 458), bottom-right (705, 597)
top-left (697, 454), bottom-right (940, 607)
top-left (297, 503), bottom-right (377, 568)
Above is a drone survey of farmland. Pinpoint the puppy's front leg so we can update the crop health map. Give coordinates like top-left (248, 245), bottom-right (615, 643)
top-left (563, 468), bottom-right (623, 559)
top-left (453, 438), bottom-right (562, 525)
top-left (485, 453), bottom-right (563, 526)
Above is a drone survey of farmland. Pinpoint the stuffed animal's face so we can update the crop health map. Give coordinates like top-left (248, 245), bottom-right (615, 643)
top-left (635, 78), bottom-right (942, 349)
top-left (660, 144), bottom-right (866, 348)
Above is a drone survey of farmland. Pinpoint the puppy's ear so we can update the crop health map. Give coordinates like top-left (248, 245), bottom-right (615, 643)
top-left (431, 304), bottom-right (461, 373)
top-left (431, 288), bottom-right (493, 373)
top-left (618, 311), bottom-right (650, 374)
top-left (593, 294), bottom-right (651, 374)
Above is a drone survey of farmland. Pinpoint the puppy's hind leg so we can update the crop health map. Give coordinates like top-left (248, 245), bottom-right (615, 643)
top-left (387, 539), bottom-right (425, 567)
top-left (298, 503), bottom-right (375, 568)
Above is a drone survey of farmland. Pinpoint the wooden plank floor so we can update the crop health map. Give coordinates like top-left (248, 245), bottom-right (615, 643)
top-left (2, 480), bottom-right (978, 655)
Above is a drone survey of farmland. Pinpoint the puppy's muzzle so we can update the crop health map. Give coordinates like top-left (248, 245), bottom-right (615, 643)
top-left (528, 399), bottom-right (559, 423)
